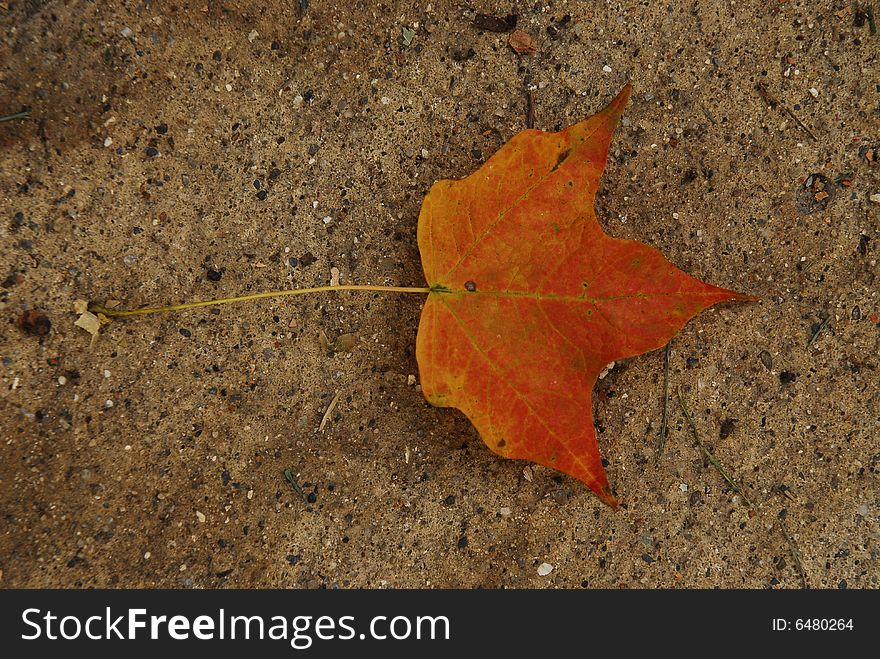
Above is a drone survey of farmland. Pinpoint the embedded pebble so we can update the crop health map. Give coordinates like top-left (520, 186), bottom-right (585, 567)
top-left (537, 562), bottom-right (554, 576)
top-left (195, 511), bottom-right (206, 523)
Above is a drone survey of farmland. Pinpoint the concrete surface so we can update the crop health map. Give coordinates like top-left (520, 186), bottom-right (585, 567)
top-left (1, 0), bottom-right (877, 588)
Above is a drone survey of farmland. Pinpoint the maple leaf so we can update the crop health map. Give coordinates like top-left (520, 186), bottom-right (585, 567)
top-left (415, 84), bottom-right (752, 506)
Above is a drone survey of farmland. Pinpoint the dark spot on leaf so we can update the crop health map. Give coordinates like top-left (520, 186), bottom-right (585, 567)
top-left (551, 149), bottom-right (570, 172)
top-left (465, 280), bottom-right (477, 292)
top-left (497, 438), bottom-right (506, 448)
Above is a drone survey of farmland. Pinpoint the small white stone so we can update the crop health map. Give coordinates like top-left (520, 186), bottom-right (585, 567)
top-left (121, 27), bottom-right (133, 38)
top-left (225, 83), bottom-right (233, 92)
top-left (679, 483), bottom-right (689, 492)
top-left (105, 399), bottom-right (114, 408)
top-left (869, 193), bottom-right (880, 204)
top-left (144, 552), bottom-right (151, 559)
top-left (247, 489), bottom-right (254, 500)
top-left (602, 64), bottom-right (612, 73)
top-left (809, 87), bottom-right (819, 98)
top-left (103, 137), bottom-right (113, 147)
top-left (103, 370), bottom-right (111, 378)
top-left (196, 510), bottom-right (206, 523)
top-left (499, 507), bottom-right (512, 516)
top-left (407, 374), bottom-right (417, 386)
top-left (322, 216), bottom-right (332, 225)
top-left (58, 376), bottom-right (67, 385)
top-left (537, 562), bottom-right (554, 576)
top-left (598, 361), bottom-right (616, 380)
top-left (248, 29), bottom-right (259, 43)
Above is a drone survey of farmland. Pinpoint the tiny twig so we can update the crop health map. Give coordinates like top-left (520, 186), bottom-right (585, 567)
top-left (778, 510), bottom-right (809, 589)
top-left (319, 390), bottom-right (341, 433)
top-left (0, 109), bottom-right (31, 123)
top-left (657, 342), bottom-right (671, 459)
top-left (89, 284), bottom-right (432, 319)
top-left (756, 83), bottom-right (817, 142)
top-left (868, 6), bottom-right (877, 35)
top-left (677, 386), bottom-right (753, 507)
top-left (525, 89), bottom-right (535, 129)
top-left (807, 314), bottom-right (830, 347)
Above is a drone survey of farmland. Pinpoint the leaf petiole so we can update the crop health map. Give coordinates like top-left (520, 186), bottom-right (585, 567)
top-left (89, 284), bottom-right (431, 319)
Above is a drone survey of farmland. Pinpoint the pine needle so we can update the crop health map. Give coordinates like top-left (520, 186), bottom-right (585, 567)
top-left (677, 386), bottom-right (752, 508)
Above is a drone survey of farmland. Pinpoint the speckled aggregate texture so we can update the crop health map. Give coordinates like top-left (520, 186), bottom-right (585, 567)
top-left (1, 0), bottom-right (877, 589)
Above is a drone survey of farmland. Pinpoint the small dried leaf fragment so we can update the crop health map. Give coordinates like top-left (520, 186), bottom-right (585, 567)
top-left (75, 311), bottom-right (102, 338)
top-left (17, 310), bottom-right (51, 336)
top-left (508, 29), bottom-right (537, 55)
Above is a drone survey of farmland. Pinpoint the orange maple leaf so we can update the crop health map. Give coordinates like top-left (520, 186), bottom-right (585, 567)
top-left (416, 84), bottom-right (752, 506)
